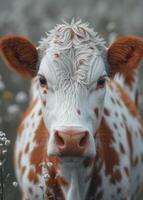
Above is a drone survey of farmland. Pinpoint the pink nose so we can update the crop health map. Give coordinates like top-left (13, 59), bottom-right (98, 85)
top-left (55, 130), bottom-right (89, 156)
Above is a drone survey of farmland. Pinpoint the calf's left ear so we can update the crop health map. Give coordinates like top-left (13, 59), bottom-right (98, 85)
top-left (107, 35), bottom-right (143, 77)
top-left (0, 35), bottom-right (38, 78)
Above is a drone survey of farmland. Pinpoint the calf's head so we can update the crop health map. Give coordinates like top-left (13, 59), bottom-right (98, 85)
top-left (1, 21), bottom-right (143, 160)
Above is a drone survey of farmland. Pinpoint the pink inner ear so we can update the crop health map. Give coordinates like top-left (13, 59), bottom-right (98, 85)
top-left (0, 35), bottom-right (38, 79)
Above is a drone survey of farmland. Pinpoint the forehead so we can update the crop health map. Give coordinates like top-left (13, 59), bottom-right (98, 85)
top-left (38, 20), bottom-right (106, 85)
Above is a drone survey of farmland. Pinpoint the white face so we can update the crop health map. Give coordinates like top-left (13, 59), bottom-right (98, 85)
top-left (37, 50), bottom-right (107, 158)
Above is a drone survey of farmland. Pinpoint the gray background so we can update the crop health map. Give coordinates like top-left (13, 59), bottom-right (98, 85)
top-left (0, 0), bottom-right (143, 199)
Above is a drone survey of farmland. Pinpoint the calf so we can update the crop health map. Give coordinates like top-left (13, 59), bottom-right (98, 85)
top-left (1, 20), bottom-right (143, 200)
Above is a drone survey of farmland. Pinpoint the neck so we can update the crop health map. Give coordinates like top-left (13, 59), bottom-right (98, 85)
top-left (59, 158), bottom-right (93, 200)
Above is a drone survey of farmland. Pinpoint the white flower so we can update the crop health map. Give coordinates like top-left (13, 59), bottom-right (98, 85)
top-left (12, 181), bottom-right (18, 187)
top-left (15, 91), bottom-right (28, 103)
top-left (7, 104), bottom-right (20, 115)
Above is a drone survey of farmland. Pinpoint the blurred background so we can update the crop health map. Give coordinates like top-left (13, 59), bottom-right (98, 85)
top-left (0, 0), bottom-right (143, 199)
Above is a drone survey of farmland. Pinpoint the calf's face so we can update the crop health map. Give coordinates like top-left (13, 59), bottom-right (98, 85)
top-left (38, 50), bottom-right (107, 158)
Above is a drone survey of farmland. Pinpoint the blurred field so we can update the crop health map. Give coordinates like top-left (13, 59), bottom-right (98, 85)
top-left (0, 0), bottom-right (143, 199)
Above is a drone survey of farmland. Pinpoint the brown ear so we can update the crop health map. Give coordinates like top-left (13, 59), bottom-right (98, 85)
top-left (107, 36), bottom-right (143, 77)
top-left (0, 35), bottom-right (38, 78)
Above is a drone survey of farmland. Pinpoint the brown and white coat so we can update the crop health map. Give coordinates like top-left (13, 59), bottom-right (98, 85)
top-left (1, 20), bottom-right (143, 200)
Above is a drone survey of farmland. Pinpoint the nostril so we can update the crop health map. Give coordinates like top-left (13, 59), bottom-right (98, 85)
top-left (79, 131), bottom-right (89, 147)
top-left (55, 131), bottom-right (65, 147)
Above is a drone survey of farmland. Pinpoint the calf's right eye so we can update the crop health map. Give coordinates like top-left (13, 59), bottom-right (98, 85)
top-left (39, 75), bottom-right (47, 86)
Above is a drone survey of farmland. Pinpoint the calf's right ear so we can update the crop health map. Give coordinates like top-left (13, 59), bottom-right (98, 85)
top-left (0, 35), bottom-right (38, 78)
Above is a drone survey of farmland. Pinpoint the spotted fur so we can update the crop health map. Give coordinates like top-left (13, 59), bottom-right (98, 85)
top-left (1, 20), bottom-right (143, 200)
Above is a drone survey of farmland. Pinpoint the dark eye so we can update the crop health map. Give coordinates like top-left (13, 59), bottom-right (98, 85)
top-left (39, 75), bottom-right (47, 86)
top-left (97, 77), bottom-right (106, 88)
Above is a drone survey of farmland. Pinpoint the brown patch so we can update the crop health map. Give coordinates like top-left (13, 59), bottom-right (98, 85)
top-left (120, 122), bottom-right (124, 128)
top-left (111, 97), bottom-right (116, 104)
top-left (133, 156), bottom-right (139, 167)
top-left (124, 72), bottom-right (135, 90)
top-left (104, 107), bottom-right (110, 116)
top-left (119, 143), bottom-right (125, 154)
top-left (0, 35), bottom-right (38, 78)
top-left (94, 108), bottom-right (99, 118)
top-left (30, 118), bottom-right (48, 174)
top-left (113, 123), bottom-right (118, 129)
top-left (43, 89), bottom-right (48, 94)
top-left (124, 166), bottom-right (129, 177)
top-left (115, 81), bottom-right (140, 118)
top-left (26, 120), bottom-right (49, 187)
top-left (139, 128), bottom-right (143, 139)
top-left (122, 113), bottom-right (127, 122)
top-left (79, 59), bottom-right (85, 65)
top-left (43, 100), bottom-right (46, 107)
top-left (77, 109), bottom-right (81, 115)
top-left (29, 136), bottom-right (63, 198)
top-left (88, 170), bottom-right (102, 199)
top-left (28, 169), bottom-right (39, 184)
top-left (97, 117), bottom-right (120, 181)
top-left (24, 143), bottom-right (30, 154)
top-left (110, 169), bottom-right (122, 184)
top-left (54, 53), bottom-right (60, 58)
top-left (126, 125), bottom-right (134, 166)
top-left (38, 109), bottom-right (42, 116)
top-left (116, 99), bottom-right (122, 107)
top-left (58, 176), bottom-right (68, 187)
top-left (45, 157), bottom-right (65, 199)
top-left (17, 122), bottom-right (25, 135)
top-left (135, 90), bottom-right (139, 107)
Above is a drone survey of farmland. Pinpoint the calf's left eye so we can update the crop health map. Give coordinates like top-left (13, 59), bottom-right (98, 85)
top-left (97, 77), bottom-right (106, 88)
